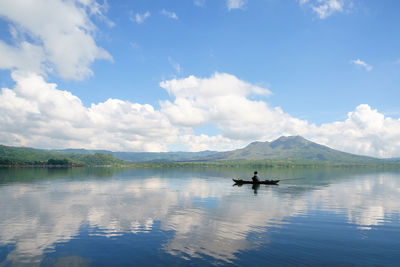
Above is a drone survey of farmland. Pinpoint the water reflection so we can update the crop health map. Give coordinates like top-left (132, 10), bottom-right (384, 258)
top-left (0, 168), bottom-right (400, 265)
top-left (252, 183), bottom-right (260, 194)
top-left (233, 183), bottom-right (261, 195)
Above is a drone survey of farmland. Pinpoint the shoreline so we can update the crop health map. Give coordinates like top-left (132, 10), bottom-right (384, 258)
top-left (2, 161), bottom-right (400, 169)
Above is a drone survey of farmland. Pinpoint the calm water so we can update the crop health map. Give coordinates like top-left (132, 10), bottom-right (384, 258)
top-left (0, 167), bottom-right (399, 266)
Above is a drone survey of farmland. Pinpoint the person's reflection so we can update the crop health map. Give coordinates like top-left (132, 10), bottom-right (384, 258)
top-left (233, 183), bottom-right (260, 194)
top-left (252, 184), bottom-right (260, 195)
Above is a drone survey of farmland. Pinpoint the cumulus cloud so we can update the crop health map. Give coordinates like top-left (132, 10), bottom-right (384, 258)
top-left (161, 9), bottom-right (178, 20)
top-left (159, 73), bottom-right (400, 157)
top-left (0, 41), bottom-right (45, 74)
top-left (132, 11), bottom-right (151, 24)
top-left (300, 0), bottom-right (348, 19)
top-left (178, 133), bottom-right (245, 152)
top-left (159, 72), bottom-right (305, 142)
top-left (2, 0), bottom-right (395, 159)
top-left (0, 71), bottom-right (177, 151)
top-left (227, 0), bottom-right (247, 10)
top-left (311, 104), bottom-right (400, 158)
top-left (0, 71), bottom-right (400, 157)
top-left (351, 58), bottom-right (373, 71)
top-left (0, 0), bottom-right (112, 80)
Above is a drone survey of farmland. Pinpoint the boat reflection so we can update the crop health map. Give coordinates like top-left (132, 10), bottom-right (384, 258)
top-left (252, 183), bottom-right (260, 194)
top-left (233, 182), bottom-right (261, 194)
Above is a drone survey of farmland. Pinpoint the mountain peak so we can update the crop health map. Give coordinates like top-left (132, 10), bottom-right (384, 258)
top-left (274, 135), bottom-right (307, 142)
top-left (205, 135), bottom-right (380, 163)
top-left (248, 141), bottom-right (267, 146)
top-left (270, 135), bottom-right (310, 149)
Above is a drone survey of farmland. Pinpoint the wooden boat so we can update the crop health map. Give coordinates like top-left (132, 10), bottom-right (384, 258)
top-left (233, 178), bottom-right (280, 185)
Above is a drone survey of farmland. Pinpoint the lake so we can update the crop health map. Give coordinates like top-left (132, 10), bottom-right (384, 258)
top-left (0, 167), bottom-right (399, 266)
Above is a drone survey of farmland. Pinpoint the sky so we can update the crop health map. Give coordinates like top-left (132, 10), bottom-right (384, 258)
top-left (0, 0), bottom-right (399, 157)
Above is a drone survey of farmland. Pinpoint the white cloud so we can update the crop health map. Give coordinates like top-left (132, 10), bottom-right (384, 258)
top-left (311, 104), bottom-right (400, 158)
top-left (159, 73), bottom-right (400, 157)
top-left (168, 57), bottom-right (182, 74)
top-left (132, 11), bottom-right (151, 24)
top-left (0, 71), bottom-right (178, 152)
top-left (194, 0), bottom-right (206, 7)
top-left (161, 9), bottom-right (178, 20)
top-left (178, 133), bottom-right (245, 152)
top-left (351, 58), bottom-right (373, 71)
top-left (159, 72), bottom-right (303, 142)
top-left (0, 0), bottom-right (112, 80)
top-left (0, 41), bottom-right (45, 74)
top-left (1, 71), bottom-right (400, 157)
top-left (227, 0), bottom-right (247, 10)
top-left (2, 0), bottom-right (394, 158)
top-left (300, 0), bottom-right (348, 19)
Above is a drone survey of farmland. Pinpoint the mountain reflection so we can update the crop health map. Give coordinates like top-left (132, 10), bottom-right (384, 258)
top-left (0, 169), bottom-right (399, 265)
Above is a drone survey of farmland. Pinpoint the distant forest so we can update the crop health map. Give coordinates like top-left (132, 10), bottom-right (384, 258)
top-left (0, 145), bottom-right (125, 167)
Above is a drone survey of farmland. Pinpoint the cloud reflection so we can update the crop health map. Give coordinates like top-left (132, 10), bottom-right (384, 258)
top-left (0, 172), bottom-right (399, 265)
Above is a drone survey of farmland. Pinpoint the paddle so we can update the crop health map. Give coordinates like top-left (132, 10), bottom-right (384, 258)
top-left (279, 177), bottom-right (307, 181)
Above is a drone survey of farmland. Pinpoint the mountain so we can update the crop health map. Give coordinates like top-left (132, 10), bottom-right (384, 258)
top-left (202, 136), bottom-right (384, 164)
top-left (111, 151), bottom-right (217, 162)
top-left (386, 157), bottom-right (400, 162)
top-left (53, 148), bottom-right (112, 155)
top-left (53, 149), bottom-right (218, 163)
top-left (0, 136), bottom-right (395, 165)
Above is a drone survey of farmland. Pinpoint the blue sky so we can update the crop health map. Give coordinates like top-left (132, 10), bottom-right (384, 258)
top-left (0, 0), bottom-right (399, 157)
top-left (57, 0), bottom-right (400, 122)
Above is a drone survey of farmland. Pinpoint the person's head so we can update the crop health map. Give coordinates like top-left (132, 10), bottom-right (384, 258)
top-left (254, 171), bottom-right (258, 174)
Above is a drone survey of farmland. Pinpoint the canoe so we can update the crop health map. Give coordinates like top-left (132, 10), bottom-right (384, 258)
top-left (233, 179), bottom-right (280, 185)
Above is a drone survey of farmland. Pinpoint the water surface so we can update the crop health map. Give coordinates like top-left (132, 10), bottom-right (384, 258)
top-left (0, 167), bottom-right (399, 266)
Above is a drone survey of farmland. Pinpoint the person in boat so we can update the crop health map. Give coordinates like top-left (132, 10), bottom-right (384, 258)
top-left (252, 171), bottom-right (260, 183)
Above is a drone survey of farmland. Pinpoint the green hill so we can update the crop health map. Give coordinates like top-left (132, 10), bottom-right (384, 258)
top-left (202, 136), bottom-right (385, 164)
top-left (52, 149), bottom-right (218, 163)
top-left (0, 145), bottom-right (125, 166)
top-left (111, 151), bottom-right (217, 162)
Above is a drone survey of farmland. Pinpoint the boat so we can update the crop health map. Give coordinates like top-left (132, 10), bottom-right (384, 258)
top-left (233, 178), bottom-right (280, 185)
